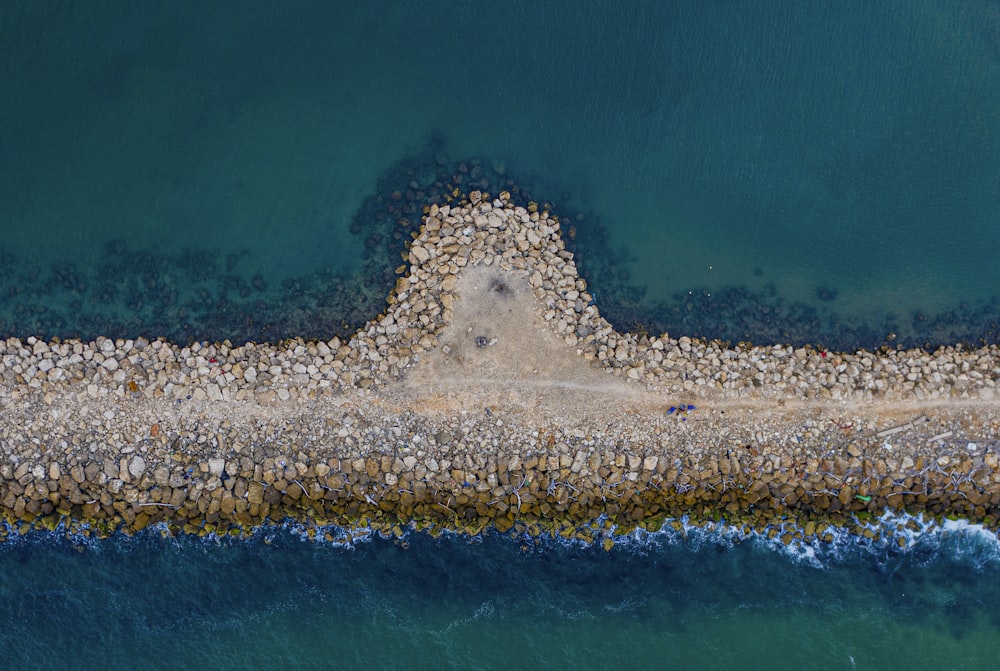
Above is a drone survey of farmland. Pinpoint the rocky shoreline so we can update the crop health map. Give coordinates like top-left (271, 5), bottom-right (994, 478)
top-left (3, 192), bottom-right (1000, 544)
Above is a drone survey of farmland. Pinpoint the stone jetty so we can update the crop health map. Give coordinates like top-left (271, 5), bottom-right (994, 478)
top-left (3, 191), bottom-right (1000, 545)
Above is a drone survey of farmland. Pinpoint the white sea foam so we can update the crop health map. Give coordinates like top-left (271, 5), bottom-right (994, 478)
top-left (569, 512), bottom-right (1000, 570)
top-left (6, 512), bottom-right (1000, 573)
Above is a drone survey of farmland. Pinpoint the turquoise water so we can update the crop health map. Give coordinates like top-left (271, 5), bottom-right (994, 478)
top-left (3, 1), bottom-right (1000, 666)
top-left (2, 1), bottom-right (999, 347)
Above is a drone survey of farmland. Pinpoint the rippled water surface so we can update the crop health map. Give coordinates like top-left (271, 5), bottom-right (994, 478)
top-left (3, 1), bottom-right (1000, 667)
top-left (1, 1), bottom-right (999, 348)
top-left (2, 519), bottom-right (1000, 670)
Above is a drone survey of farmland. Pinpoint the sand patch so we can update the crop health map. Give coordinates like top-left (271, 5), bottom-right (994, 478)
top-left (407, 266), bottom-right (605, 386)
top-left (400, 265), bottom-right (652, 416)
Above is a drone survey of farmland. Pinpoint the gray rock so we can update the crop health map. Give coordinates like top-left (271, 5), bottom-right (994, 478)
top-left (128, 456), bottom-right (146, 479)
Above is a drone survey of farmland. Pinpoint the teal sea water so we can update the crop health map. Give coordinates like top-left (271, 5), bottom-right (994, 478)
top-left (3, 1), bottom-right (1000, 667)
top-left (3, 0), bottom-right (1000, 348)
top-left (2, 518), bottom-right (1000, 670)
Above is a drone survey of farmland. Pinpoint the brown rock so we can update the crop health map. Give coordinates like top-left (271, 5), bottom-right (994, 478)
top-left (153, 466), bottom-right (170, 488)
top-left (248, 481), bottom-right (264, 505)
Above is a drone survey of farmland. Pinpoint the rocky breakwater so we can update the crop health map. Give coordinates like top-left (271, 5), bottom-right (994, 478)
top-left (3, 191), bottom-right (1000, 545)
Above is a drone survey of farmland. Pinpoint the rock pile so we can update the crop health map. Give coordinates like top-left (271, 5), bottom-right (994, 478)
top-left (2, 192), bottom-right (1000, 543)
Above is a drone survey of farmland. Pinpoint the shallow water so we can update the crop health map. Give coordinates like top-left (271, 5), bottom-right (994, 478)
top-left (2, 1), bottom-right (999, 348)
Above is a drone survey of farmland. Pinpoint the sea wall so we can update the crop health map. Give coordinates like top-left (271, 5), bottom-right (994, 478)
top-left (2, 192), bottom-right (1000, 543)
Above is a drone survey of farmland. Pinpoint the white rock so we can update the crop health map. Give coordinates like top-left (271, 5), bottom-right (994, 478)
top-left (243, 366), bottom-right (257, 383)
top-left (208, 458), bottom-right (225, 476)
top-left (128, 456), bottom-right (147, 478)
top-left (101, 357), bottom-right (119, 371)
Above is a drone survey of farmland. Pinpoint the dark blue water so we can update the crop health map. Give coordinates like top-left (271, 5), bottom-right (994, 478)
top-left (2, 518), bottom-right (999, 669)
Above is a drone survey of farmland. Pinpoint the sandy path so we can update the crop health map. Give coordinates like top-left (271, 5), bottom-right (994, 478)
top-left (385, 265), bottom-right (1000, 457)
